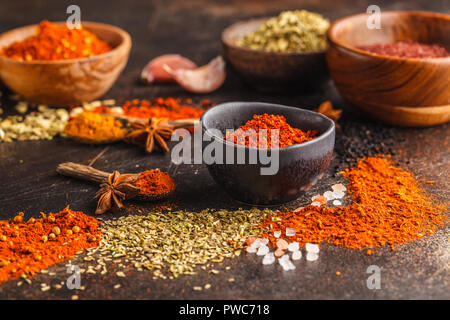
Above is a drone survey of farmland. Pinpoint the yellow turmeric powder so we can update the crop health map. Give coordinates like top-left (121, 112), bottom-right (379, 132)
top-left (64, 112), bottom-right (127, 141)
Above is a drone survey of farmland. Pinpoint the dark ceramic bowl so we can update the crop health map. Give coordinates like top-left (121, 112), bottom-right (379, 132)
top-left (222, 18), bottom-right (329, 91)
top-left (201, 102), bottom-right (335, 205)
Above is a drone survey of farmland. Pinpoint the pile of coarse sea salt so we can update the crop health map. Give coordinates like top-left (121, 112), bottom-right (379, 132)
top-left (246, 183), bottom-right (347, 271)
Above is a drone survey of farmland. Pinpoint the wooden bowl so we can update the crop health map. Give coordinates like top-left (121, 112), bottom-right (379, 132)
top-left (222, 18), bottom-right (328, 91)
top-left (327, 11), bottom-right (450, 127)
top-left (0, 22), bottom-right (131, 106)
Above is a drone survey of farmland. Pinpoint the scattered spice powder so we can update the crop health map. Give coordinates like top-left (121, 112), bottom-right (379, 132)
top-left (260, 156), bottom-right (447, 250)
top-left (0, 206), bottom-right (102, 284)
top-left (225, 114), bottom-right (318, 148)
top-left (1, 20), bottom-right (112, 61)
top-left (358, 40), bottom-right (450, 58)
top-left (96, 98), bottom-right (212, 120)
top-left (136, 170), bottom-right (176, 195)
top-left (64, 112), bottom-right (128, 142)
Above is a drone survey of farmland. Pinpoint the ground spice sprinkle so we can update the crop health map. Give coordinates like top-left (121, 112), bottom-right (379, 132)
top-left (0, 206), bottom-right (102, 284)
top-left (64, 112), bottom-right (128, 142)
top-left (260, 156), bottom-right (447, 250)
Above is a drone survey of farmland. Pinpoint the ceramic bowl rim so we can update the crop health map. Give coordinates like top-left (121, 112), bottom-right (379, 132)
top-left (200, 101), bottom-right (335, 152)
top-left (327, 10), bottom-right (450, 62)
top-left (0, 21), bottom-right (132, 65)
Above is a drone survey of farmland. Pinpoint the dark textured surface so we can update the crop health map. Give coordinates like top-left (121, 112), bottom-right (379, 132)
top-left (0, 0), bottom-right (448, 300)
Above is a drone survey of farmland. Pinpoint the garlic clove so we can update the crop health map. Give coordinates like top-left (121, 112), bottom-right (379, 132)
top-left (164, 56), bottom-right (226, 93)
top-left (141, 54), bottom-right (197, 84)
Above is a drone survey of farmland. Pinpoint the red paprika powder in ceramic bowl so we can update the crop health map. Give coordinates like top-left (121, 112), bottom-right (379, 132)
top-left (326, 11), bottom-right (450, 127)
top-left (200, 102), bottom-right (335, 205)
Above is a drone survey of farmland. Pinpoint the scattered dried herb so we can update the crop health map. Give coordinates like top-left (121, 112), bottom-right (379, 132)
top-left (0, 104), bottom-right (69, 142)
top-left (89, 208), bottom-right (272, 279)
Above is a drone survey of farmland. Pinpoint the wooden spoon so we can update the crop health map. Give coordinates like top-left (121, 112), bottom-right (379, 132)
top-left (56, 162), bottom-right (174, 201)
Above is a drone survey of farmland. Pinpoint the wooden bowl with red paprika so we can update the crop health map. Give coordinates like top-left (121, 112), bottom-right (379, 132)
top-left (201, 102), bottom-right (335, 206)
top-left (327, 11), bottom-right (450, 127)
top-left (0, 21), bottom-right (131, 106)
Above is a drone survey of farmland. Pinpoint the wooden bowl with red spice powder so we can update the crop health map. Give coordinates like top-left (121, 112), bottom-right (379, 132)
top-left (0, 21), bottom-right (131, 106)
top-left (327, 11), bottom-right (450, 127)
top-left (201, 102), bottom-right (335, 205)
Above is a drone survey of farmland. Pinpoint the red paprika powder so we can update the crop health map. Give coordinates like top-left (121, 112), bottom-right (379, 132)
top-left (1, 20), bottom-right (112, 61)
top-left (358, 40), bottom-right (450, 58)
top-left (224, 114), bottom-right (317, 148)
top-left (136, 169), bottom-right (176, 194)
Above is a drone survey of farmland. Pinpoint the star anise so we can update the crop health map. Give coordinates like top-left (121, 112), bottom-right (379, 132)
top-left (315, 101), bottom-right (342, 128)
top-left (125, 117), bottom-right (174, 153)
top-left (94, 171), bottom-right (140, 214)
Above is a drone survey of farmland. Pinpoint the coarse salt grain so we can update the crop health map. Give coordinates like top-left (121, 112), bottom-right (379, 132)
top-left (276, 238), bottom-right (288, 250)
top-left (286, 227), bottom-right (296, 236)
top-left (274, 248), bottom-right (285, 257)
top-left (332, 190), bottom-right (345, 199)
top-left (287, 242), bottom-right (299, 252)
top-left (262, 252), bottom-right (275, 265)
top-left (306, 252), bottom-right (319, 261)
top-left (323, 191), bottom-right (335, 200)
top-left (273, 231), bottom-right (281, 238)
top-left (292, 250), bottom-right (302, 260)
top-left (246, 246), bottom-right (257, 253)
top-left (257, 245), bottom-right (269, 256)
top-left (332, 183), bottom-right (347, 192)
top-left (305, 243), bottom-right (319, 253)
top-left (312, 195), bottom-right (328, 205)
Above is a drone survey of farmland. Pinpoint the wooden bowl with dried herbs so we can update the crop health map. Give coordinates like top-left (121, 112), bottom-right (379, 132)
top-left (222, 10), bottom-right (330, 91)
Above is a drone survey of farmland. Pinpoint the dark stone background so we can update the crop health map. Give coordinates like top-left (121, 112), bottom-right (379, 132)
top-left (0, 0), bottom-right (448, 299)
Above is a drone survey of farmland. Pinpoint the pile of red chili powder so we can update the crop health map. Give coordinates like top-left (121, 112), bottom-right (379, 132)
top-left (95, 98), bottom-right (212, 120)
top-left (260, 156), bottom-right (447, 250)
top-left (136, 169), bottom-right (176, 195)
top-left (225, 114), bottom-right (318, 148)
top-left (0, 206), bottom-right (102, 284)
top-left (1, 20), bottom-right (112, 61)
top-left (358, 40), bottom-right (450, 58)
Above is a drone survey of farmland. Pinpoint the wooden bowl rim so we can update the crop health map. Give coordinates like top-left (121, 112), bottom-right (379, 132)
top-left (0, 21), bottom-right (132, 65)
top-left (221, 17), bottom-right (326, 56)
top-left (327, 10), bottom-right (450, 62)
